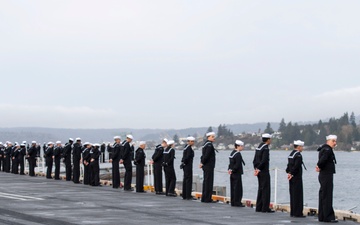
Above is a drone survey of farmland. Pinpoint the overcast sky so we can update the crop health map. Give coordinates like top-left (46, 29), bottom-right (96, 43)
top-left (1, 1), bottom-right (360, 129)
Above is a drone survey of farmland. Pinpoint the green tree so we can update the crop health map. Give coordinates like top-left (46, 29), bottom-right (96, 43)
top-left (278, 118), bottom-right (286, 133)
top-left (264, 122), bottom-right (274, 134)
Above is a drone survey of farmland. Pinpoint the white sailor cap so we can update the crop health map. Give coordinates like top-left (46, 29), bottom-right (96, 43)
top-left (94, 143), bottom-right (100, 147)
top-left (262, 133), bottom-right (272, 139)
top-left (326, 135), bottom-right (338, 141)
top-left (167, 140), bottom-right (175, 145)
top-left (206, 132), bottom-right (216, 137)
top-left (48, 142), bottom-right (54, 145)
top-left (69, 138), bottom-right (74, 142)
top-left (31, 141), bottom-right (37, 144)
top-left (0, 142), bottom-right (3, 145)
top-left (139, 141), bottom-right (146, 146)
top-left (294, 140), bottom-right (305, 146)
top-left (83, 142), bottom-right (90, 146)
top-left (20, 143), bottom-right (26, 147)
top-left (126, 134), bottom-right (134, 140)
top-left (114, 136), bottom-right (121, 140)
top-left (7, 141), bottom-right (12, 145)
top-left (56, 141), bottom-right (62, 144)
top-left (22, 141), bottom-right (27, 144)
top-left (75, 137), bottom-right (81, 141)
top-left (187, 136), bottom-right (195, 141)
top-left (163, 138), bottom-right (168, 143)
top-left (235, 140), bottom-right (244, 146)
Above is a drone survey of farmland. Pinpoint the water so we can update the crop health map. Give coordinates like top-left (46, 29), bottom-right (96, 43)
top-left (146, 149), bottom-right (360, 213)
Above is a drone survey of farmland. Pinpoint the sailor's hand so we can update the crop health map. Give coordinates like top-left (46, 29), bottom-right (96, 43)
top-left (287, 173), bottom-right (293, 181)
top-left (315, 166), bottom-right (320, 172)
top-left (199, 163), bottom-right (203, 169)
top-left (254, 169), bottom-right (260, 176)
top-left (91, 159), bottom-right (94, 162)
top-left (109, 159), bottom-right (113, 163)
top-left (120, 159), bottom-right (124, 164)
top-left (228, 170), bottom-right (232, 175)
top-left (149, 160), bottom-right (154, 165)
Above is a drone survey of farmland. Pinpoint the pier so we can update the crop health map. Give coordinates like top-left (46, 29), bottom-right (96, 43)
top-left (0, 172), bottom-right (357, 225)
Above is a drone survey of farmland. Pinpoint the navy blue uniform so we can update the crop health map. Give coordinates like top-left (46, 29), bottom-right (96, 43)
top-left (229, 150), bottom-right (245, 206)
top-left (201, 141), bottom-right (216, 202)
top-left (181, 144), bottom-right (194, 200)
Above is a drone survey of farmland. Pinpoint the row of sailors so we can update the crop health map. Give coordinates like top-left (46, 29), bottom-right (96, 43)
top-left (0, 133), bottom-right (337, 223)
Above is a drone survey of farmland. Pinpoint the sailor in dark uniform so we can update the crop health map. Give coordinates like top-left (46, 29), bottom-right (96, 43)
top-left (163, 140), bottom-right (177, 197)
top-left (286, 140), bottom-right (306, 217)
top-left (19, 143), bottom-right (26, 175)
top-left (72, 138), bottom-right (82, 183)
top-left (316, 135), bottom-right (338, 223)
top-left (253, 133), bottom-right (274, 213)
top-left (228, 140), bottom-right (245, 207)
top-left (0, 142), bottom-right (4, 171)
top-left (53, 141), bottom-right (63, 180)
top-left (100, 143), bottom-right (106, 163)
top-left (181, 136), bottom-right (195, 200)
top-left (45, 142), bottom-right (54, 179)
top-left (63, 138), bottom-right (73, 181)
top-left (151, 139), bottom-right (168, 195)
top-left (27, 141), bottom-right (38, 176)
top-left (82, 142), bottom-right (92, 185)
top-left (109, 136), bottom-right (122, 189)
top-left (134, 141), bottom-right (146, 193)
top-left (200, 132), bottom-right (217, 203)
top-left (121, 135), bottom-right (134, 191)
top-left (3, 142), bottom-right (12, 173)
top-left (90, 143), bottom-right (101, 186)
top-left (11, 144), bottom-right (20, 174)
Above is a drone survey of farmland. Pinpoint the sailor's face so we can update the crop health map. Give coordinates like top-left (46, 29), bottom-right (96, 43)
top-left (208, 135), bottom-right (215, 142)
top-left (328, 139), bottom-right (337, 148)
top-left (187, 140), bottom-right (195, 146)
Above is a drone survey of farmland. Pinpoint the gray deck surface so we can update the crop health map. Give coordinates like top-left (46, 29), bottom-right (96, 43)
top-left (0, 172), bottom-right (356, 225)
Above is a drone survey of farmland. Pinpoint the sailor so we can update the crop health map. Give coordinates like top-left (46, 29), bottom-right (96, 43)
top-left (53, 141), bottom-right (63, 180)
top-left (90, 143), bottom-right (101, 186)
top-left (121, 134), bottom-right (134, 191)
top-left (228, 140), bottom-right (246, 207)
top-left (27, 141), bottom-right (38, 176)
top-left (0, 142), bottom-right (4, 171)
top-left (109, 136), bottom-right (122, 189)
top-left (316, 135), bottom-right (338, 223)
top-left (4, 142), bottom-right (12, 173)
top-left (181, 136), bottom-right (195, 200)
top-left (151, 138), bottom-right (168, 195)
top-left (253, 133), bottom-right (274, 213)
top-left (100, 143), bottom-right (106, 163)
top-left (82, 142), bottom-right (92, 185)
top-left (72, 138), bottom-right (82, 184)
top-left (11, 144), bottom-right (21, 174)
top-left (286, 140), bottom-right (306, 217)
top-left (45, 142), bottom-right (54, 179)
top-left (134, 141), bottom-right (146, 193)
top-left (63, 138), bottom-right (74, 181)
top-left (163, 140), bottom-right (177, 197)
top-left (19, 143), bottom-right (26, 175)
top-left (200, 132), bottom-right (217, 203)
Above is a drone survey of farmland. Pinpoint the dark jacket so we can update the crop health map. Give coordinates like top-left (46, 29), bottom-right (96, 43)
top-left (90, 148), bottom-right (101, 164)
top-left (201, 141), bottom-right (216, 168)
top-left (72, 143), bottom-right (82, 159)
top-left (163, 147), bottom-right (175, 167)
top-left (228, 150), bottom-right (244, 174)
top-left (152, 144), bottom-right (164, 164)
top-left (317, 144), bottom-right (336, 174)
top-left (253, 143), bottom-right (270, 171)
top-left (121, 141), bottom-right (133, 163)
top-left (135, 148), bottom-right (146, 166)
top-left (286, 150), bottom-right (303, 177)
top-left (110, 143), bottom-right (122, 161)
top-left (181, 145), bottom-right (194, 165)
top-left (62, 143), bottom-right (72, 159)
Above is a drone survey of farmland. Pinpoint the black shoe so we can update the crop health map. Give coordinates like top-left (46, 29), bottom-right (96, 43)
top-left (202, 200), bottom-right (217, 203)
top-left (294, 215), bottom-right (306, 218)
top-left (324, 220), bottom-right (338, 223)
top-left (263, 210), bottom-right (275, 213)
top-left (156, 192), bottom-right (165, 195)
top-left (167, 193), bottom-right (177, 197)
top-left (124, 188), bottom-right (134, 191)
top-left (232, 204), bottom-right (245, 207)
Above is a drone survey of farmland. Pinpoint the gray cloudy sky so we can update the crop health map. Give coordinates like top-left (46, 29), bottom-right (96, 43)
top-left (1, 1), bottom-right (360, 129)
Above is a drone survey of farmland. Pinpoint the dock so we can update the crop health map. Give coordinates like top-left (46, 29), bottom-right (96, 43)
top-left (0, 172), bottom-right (357, 225)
